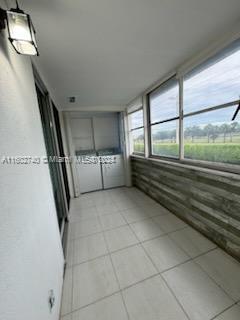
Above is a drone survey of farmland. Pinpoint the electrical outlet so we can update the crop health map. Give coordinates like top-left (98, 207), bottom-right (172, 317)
top-left (48, 290), bottom-right (55, 312)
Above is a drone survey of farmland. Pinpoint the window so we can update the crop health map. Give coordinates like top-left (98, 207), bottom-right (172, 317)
top-left (184, 42), bottom-right (240, 114)
top-left (183, 39), bottom-right (240, 165)
top-left (129, 109), bottom-right (144, 154)
top-left (131, 39), bottom-right (240, 170)
top-left (184, 107), bottom-right (240, 164)
top-left (149, 77), bottom-right (179, 158)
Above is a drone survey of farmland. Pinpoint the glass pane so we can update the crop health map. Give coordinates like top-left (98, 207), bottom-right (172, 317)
top-left (184, 42), bottom-right (240, 114)
top-left (151, 120), bottom-right (179, 158)
top-left (129, 109), bottom-right (143, 129)
top-left (149, 78), bottom-right (179, 123)
top-left (184, 105), bottom-right (240, 164)
top-left (7, 12), bottom-right (32, 41)
top-left (12, 40), bottom-right (37, 55)
top-left (131, 128), bottom-right (144, 153)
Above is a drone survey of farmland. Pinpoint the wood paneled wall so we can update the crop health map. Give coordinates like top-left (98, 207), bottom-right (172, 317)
top-left (131, 156), bottom-right (240, 261)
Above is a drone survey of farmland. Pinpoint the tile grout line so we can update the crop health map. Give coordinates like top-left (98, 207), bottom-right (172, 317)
top-left (160, 247), bottom-right (217, 274)
top-left (121, 191), bottom-right (240, 317)
top-left (66, 199), bottom-right (194, 317)
top-left (64, 289), bottom-right (121, 317)
top-left (65, 243), bottom-right (218, 274)
top-left (193, 251), bottom-right (238, 303)
top-left (130, 216), bottom-right (237, 317)
top-left (101, 227), bottom-right (131, 320)
top-left (68, 212), bottom-right (188, 242)
top-left (64, 270), bottom-right (185, 317)
top-left (166, 228), bottom-right (217, 260)
top-left (66, 219), bottom-right (220, 273)
top-left (65, 248), bottom-right (236, 317)
top-left (66, 227), bottom-right (188, 268)
top-left (69, 197), bottom-right (224, 268)
top-left (70, 191), bottom-right (169, 220)
top-left (123, 212), bottom-right (192, 320)
top-left (67, 204), bottom-right (116, 318)
top-left (64, 188), bottom-right (240, 319)
top-left (210, 301), bottom-right (239, 320)
top-left (64, 191), bottom-right (137, 317)
top-left (64, 264), bottom-right (221, 314)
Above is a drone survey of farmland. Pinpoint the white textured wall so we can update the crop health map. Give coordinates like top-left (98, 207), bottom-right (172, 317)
top-left (0, 23), bottom-right (64, 320)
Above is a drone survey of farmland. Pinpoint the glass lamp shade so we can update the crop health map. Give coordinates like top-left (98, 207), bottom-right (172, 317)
top-left (6, 10), bottom-right (39, 56)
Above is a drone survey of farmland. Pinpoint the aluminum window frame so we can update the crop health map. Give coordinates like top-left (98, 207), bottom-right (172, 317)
top-left (128, 35), bottom-right (240, 174)
top-left (181, 98), bottom-right (240, 166)
top-left (148, 75), bottom-right (181, 160)
top-left (181, 41), bottom-right (240, 167)
top-left (147, 78), bottom-right (240, 172)
top-left (128, 108), bottom-right (145, 156)
top-left (146, 40), bottom-right (240, 173)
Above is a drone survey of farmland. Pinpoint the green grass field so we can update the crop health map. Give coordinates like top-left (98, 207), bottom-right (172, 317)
top-left (185, 143), bottom-right (240, 164)
top-left (133, 142), bottom-right (145, 153)
top-left (134, 140), bottom-right (240, 164)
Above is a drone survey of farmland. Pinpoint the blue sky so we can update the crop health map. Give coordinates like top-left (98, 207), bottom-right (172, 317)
top-left (184, 48), bottom-right (240, 115)
top-left (131, 46), bottom-right (240, 140)
top-left (149, 47), bottom-right (240, 128)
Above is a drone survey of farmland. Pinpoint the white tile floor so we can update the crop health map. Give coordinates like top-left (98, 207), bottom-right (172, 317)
top-left (61, 187), bottom-right (240, 320)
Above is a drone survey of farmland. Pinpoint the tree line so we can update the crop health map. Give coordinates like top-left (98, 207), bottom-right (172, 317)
top-left (152, 122), bottom-right (240, 143)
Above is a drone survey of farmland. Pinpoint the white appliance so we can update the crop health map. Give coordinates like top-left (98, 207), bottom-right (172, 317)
top-left (76, 154), bottom-right (102, 193)
top-left (70, 113), bottom-right (125, 193)
top-left (102, 154), bottom-right (125, 189)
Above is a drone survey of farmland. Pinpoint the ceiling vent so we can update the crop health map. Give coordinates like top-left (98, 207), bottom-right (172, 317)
top-left (69, 96), bottom-right (76, 103)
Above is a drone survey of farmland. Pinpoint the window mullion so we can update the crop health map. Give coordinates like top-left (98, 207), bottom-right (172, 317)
top-left (131, 125), bottom-right (144, 131)
top-left (128, 108), bottom-right (145, 155)
top-left (183, 99), bottom-right (240, 119)
top-left (150, 116), bottom-right (180, 126)
top-left (179, 77), bottom-right (184, 160)
top-left (143, 95), bottom-right (149, 158)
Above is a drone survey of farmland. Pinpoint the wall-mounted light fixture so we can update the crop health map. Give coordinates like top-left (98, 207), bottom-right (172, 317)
top-left (0, 1), bottom-right (39, 56)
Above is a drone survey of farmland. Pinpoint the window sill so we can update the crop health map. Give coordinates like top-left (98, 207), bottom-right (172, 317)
top-left (131, 152), bottom-right (145, 157)
top-left (130, 154), bottom-right (240, 177)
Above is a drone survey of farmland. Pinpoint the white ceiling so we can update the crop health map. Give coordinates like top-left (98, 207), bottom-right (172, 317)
top-left (19, 0), bottom-right (240, 109)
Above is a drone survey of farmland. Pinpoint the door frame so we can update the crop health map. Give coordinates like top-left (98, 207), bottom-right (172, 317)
top-left (52, 103), bottom-right (71, 209)
top-left (33, 65), bottom-right (69, 240)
